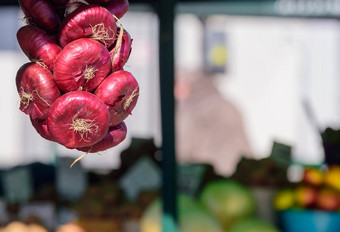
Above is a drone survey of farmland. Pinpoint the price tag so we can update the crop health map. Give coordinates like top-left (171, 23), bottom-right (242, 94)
top-left (56, 157), bottom-right (87, 202)
top-left (2, 167), bottom-right (33, 204)
top-left (120, 157), bottom-right (161, 201)
top-left (178, 164), bottom-right (206, 196)
top-left (270, 141), bottom-right (292, 168)
top-left (204, 30), bottom-right (227, 73)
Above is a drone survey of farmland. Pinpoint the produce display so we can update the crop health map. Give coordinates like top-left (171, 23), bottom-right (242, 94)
top-left (0, 155), bottom-right (284, 231)
top-left (0, 222), bottom-right (48, 232)
top-left (140, 195), bottom-right (224, 232)
top-left (274, 166), bottom-right (340, 212)
top-left (231, 156), bottom-right (289, 187)
top-left (15, 0), bottom-right (137, 157)
top-left (200, 180), bottom-right (256, 230)
top-left (57, 223), bottom-right (85, 232)
top-left (140, 181), bottom-right (279, 232)
top-left (228, 218), bottom-right (279, 232)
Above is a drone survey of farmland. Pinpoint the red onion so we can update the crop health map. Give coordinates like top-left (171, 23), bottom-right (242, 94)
top-left (50, 0), bottom-right (68, 4)
top-left (19, 0), bottom-right (61, 33)
top-left (54, 38), bottom-right (111, 92)
top-left (17, 25), bottom-right (62, 71)
top-left (103, 0), bottom-right (129, 19)
top-left (64, 0), bottom-right (89, 16)
top-left (47, 91), bottom-right (109, 149)
top-left (19, 0), bottom-right (33, 25)
top-left (16, 63), bottom-right (61, 119)
top-left (65, 0), bottom-right (128, 19)
top-left (77, 121), bottom-right (127, 152)
top-left (95, 70), bottom-right (139, 126)
top-left (58, 4), bottom-right (117, 48)
top-left (87, 0), bottom-right (111, 3)
top-left (109, 28), bottom-right (132, 71)
top-left (30, 118), bottom-right (55, 141)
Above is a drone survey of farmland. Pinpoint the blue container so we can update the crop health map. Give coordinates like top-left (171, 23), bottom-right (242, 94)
top-left (279, 209), bottom-right (340, 232)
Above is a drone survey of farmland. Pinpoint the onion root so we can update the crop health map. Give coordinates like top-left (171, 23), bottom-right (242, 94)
top-left (84, 66), bottom-right (98, 81)
top-left (20, 90), bottom-right (34, 109)
top-left (20, 88), bottom-right (52, 109)
top-left (90, 23), bottom-right (114, 46)
top-left (70, 115), bottom-right (99, 142)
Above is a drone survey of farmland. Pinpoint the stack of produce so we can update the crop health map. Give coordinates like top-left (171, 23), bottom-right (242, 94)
top-left (141, 181), bottom-right (279, 232)
top-left (200, 180), bottom-right (256, 230)
top-left (141, 195), bottom-right (224, 232)
top-left (0, 222), bottom-right (48, 232)
top-left (200, 180), bottom-right (278, 232)
top-left (231, 157), bottom-right (289, 187)
top-left (15, 0), bottom-right (138, 157)
top-left (274, 166), bottom-right (340, 212)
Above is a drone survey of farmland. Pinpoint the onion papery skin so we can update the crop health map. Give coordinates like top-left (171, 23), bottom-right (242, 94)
top-left (54, 38), bottom-right (112, 92)
top-left (109, 28), bottom-right (132, 72)
top-left (17, 25), bottom-right (62, 71)
top-left (58, 4), bottom-right (117, 48)
top-left (16, 63), bottom-right (61, 119)
top-left (103, 0), bottom-right (129, 19)
top-left (77, 121), bottom-right (127, 153)
top-left (30, 118), bottom-right (55, 141)
top-left (19, 0), bottom-right (61, 33)
top-left (95, 70), bottom-right (139, 127)
top-left (47, 91), bottom-right (109, 149)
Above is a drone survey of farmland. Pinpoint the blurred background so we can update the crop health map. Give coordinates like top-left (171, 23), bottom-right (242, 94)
top-left (1, 0), bottom-right (340, 231)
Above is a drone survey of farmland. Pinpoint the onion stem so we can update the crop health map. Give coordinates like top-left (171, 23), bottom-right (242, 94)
top-left (32, 59), bottom-right (48, 69)
top-left (70, 151), bottom-right (90, 168)
top-left (111, 15), bottom-right (124, 64)
top-left (123, 88), bottom-right (139, 110)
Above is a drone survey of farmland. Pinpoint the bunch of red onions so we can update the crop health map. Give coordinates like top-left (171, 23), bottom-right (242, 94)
top-left (15, 0), bottom-right (138, 160)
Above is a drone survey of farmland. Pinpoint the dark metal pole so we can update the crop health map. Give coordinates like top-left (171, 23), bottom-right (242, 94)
top-left (157, 0), bottom-right (178, 231)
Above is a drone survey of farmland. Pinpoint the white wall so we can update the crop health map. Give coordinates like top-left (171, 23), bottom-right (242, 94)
top-left (174, 14), bottom-right (340, 166)
top-left (211, 16), bottom-right (340, 164)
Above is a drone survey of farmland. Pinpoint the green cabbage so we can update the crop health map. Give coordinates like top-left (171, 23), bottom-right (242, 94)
top-left (200, 180), bottom-right (256, 230)
top-left (229, 218), bottom-right (279, 232)
top-left (140, 194), bottom-right (224, 232)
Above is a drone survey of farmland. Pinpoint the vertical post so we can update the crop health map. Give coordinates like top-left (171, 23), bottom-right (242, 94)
top-left (157, 0), bottom-right (178, 232)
